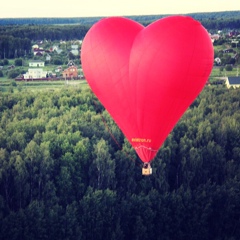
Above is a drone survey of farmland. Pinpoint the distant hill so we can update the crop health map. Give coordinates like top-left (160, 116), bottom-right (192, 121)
top-left (130, 11), bottom-right (240, 23)
top-left (0, 11), bottom-right (240, 26)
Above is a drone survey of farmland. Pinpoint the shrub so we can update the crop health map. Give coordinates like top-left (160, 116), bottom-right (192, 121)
top-left (3, 59), bottom-right (9, 65)
top-left (11, 81), bottom-right (17, 86)
top-left (53, 58), bottom-right (63, 65)
top-left (14, 58), bottom-right (23, 66)
top-left (8, 69), bottom-right (21, 79)
top-left (225, 64), bottom-right (233, 71)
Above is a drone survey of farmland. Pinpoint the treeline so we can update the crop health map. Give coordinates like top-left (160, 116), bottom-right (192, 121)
top-left (201, 17), bottom-right (240, 31)
top-left (0, 35), bottom-right (31, 59)
top-left (0, 11), bottom-right (240, 59)
top-left (0, 17), bottom-right (102, 26)
top-left (0, 25), bottom-right (90, 59)
top-left (0, 25), bottom-right (90, 41)
top-left (0, 11), bottom-right (240, 26)
top-left (0, 85), bottom-right (240, 239)
top-left (131, 11), bottom-right (240, 29)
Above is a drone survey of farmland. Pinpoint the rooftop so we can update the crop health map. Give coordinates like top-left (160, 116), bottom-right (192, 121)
top-left (228, 76), bottom-right (240, 85)
top-left (29, 60), bottom-right (45, 63)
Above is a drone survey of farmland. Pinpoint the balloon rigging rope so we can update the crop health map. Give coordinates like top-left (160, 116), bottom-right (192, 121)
top-left (93, 100), bottom-right (142, 167)
top-left (134, 145), bottom-right (158, 152)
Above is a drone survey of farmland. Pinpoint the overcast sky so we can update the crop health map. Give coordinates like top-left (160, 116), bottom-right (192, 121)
top-left (1, 0), bottom-right (239, 18)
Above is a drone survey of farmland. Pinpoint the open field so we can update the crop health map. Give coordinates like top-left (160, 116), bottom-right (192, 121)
top-left (210, 66), bottom-right (239, 77)
top-left (0, 66), bottom-right (239, 92)
top-left (0, 79), bottom-right (89, 92)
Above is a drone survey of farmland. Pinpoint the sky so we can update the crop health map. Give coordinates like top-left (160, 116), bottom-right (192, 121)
top-left (1, 0), bottom-right (240, 18)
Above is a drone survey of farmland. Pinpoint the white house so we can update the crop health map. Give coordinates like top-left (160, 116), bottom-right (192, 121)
top-left (210, 34), bottom-right (220, 42)
top-left (71, 49), bottom-right (79, 56)
top-left (46, 54), bottom-right (51, 61)
top-left (52, 45), bottom-right (63, 54)
top-left (71, 45), bottom-right (79, 56)
top-left (23, 68), bottom-right (48, 79)
top-left (56, 49), bottom-right (63, 54)
top-left (32, 44), bottom-right (39, 49)
top-left (29, 60), bottom-right (45, 67)
top-left (33, 48), bottom-right (45, 56)
top-left (52, 45), bottom-right (59, 51)
top-left (71, 45), bottom-right (78, 50)
top-left (214, 57), bottom-right (221, 65)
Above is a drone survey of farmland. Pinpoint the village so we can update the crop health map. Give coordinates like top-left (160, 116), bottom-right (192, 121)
top-left (209, 29), bottom-right (240, 88)
top-left (15, 59), bottom-right (83, 81)
top-left (0, 27), bottom-right (240, 88)
top-left (14, 40), bottom-right (84, 81)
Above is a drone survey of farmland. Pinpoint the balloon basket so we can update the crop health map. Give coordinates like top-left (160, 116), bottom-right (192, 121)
top-left (142, 163), bottom-right (152, 176)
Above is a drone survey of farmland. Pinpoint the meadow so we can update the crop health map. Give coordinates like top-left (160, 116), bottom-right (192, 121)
top-left (0, 78), bottom-right (89, 92)
top-left (0, 65), bottom-right (239, 93)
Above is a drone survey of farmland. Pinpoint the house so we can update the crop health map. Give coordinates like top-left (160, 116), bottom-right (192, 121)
top-left (32, 44), bottom-right (39, 49)
top-left (33, 48), bottom-right (45, 56)
top-left (23, 68), bottom-right (48, 79)
top-left (222, 48), bottom-right (235, 53)
top-left (51, 45), bottom-right (63, 54)
top-left (71, 45), bottom-right (79, 56)
top-left (71, 45), bottom-right (78, 50)
top-left (210, 34), bottom-right (220, 42)
top-left (56, 49), bottom-right (63, 54)
top-left (214, 57), bottom-right (221, 65)
top-left (46, 54), bottom-right (51, 61)
top-left (35, 51), bottom-right (43, 56)
top-left (55, 66), bottom-right (62, 73)
top-left (29, 60), bottom-right (45, 67)
top-left (71, 49), bottom-right (79, 56)
top-left (226, 76), bottom-right (240, 89)
top-left (52, 45), bottom-right (59, 51)
top-left (62, 65), bottom-right (78, 79)
top-left (37, 40), bottom-right (43, 45)
top-left (228, 30), bottom-right (240, 37)
top-left (8, 65), bottom-right (15, 69)
top-left (67, 60), bottom-right (75, 66)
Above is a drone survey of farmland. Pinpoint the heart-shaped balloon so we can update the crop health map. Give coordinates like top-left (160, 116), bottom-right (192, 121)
top-left (81, 16), bottom-right (213, 163)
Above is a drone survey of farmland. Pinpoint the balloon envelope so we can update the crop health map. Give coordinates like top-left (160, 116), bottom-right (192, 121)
top-left (81, 16), bottom-right (214, 163)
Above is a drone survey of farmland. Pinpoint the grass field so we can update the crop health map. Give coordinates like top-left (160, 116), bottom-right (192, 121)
top-left (0, 79), bottom-right (89, 92)
top-left (0, 65), bottom-right (239, 93)
top-left (210, 66), bottom-right (239, 77)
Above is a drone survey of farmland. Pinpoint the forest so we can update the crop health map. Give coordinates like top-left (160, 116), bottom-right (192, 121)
top-left (0, 25), bottom-right (89, 59)
top-left (0, 11), bottom-right (240, 59)
top-left (0, 11), bottom-right (240, 60)
top-left (0, 10), bottom-right (240, 240)
top-left (0, 10), bottom-right (240, 26)
top-left (0, 83), bottom-right (240, 240)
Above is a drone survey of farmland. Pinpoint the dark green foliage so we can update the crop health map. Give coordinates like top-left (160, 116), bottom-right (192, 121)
top-left (0, 25), bottom-right (89, 59)
top-left (3, 59), bottom-right (9, 65)
top-left (0, 11), bottom-right (239, 61)
top-left (7, 69), bottom-right (21, 79)
top-left (0, 85), bottom-right (240, 239)
top-left (225, 64), bottom-right (233, 71)
top-left (14, 58), bottom-right (23, 66)
top-left (53, 58), bottom-right (64, 65)
top-left (0, 36), bottom-right (31, 59)
top-left (0, 11), bottom-right (239, 28)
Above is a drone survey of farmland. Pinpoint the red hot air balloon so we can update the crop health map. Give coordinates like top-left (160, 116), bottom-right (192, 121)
top-left (81, 16), bottom-right (214, 174)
